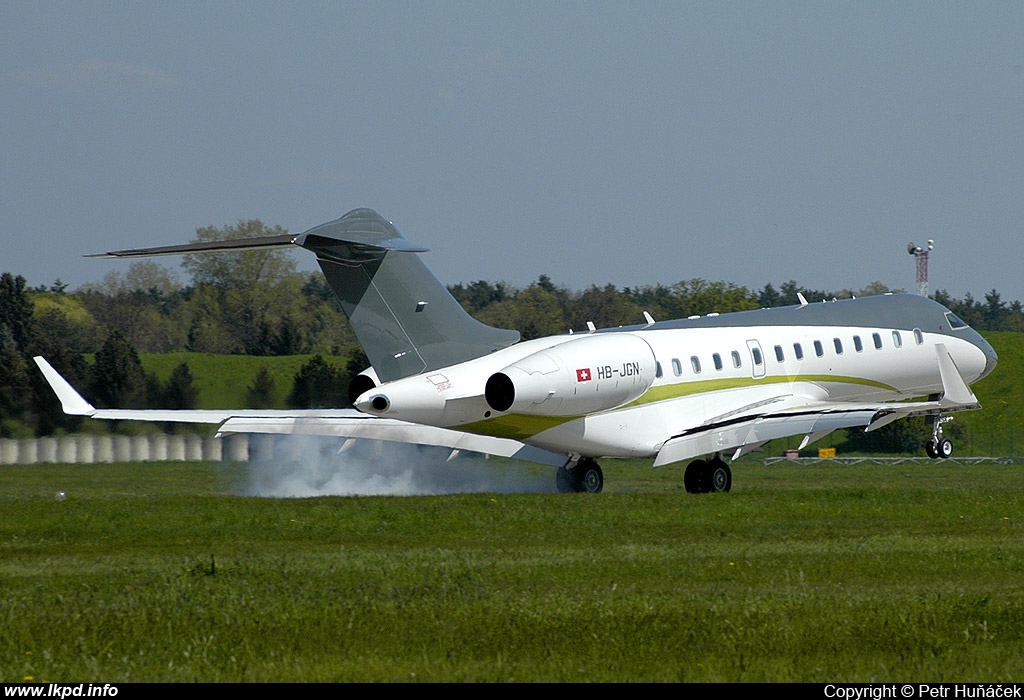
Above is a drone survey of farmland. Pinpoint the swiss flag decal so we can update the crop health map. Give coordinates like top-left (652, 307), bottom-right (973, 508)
top-left (576, 368), bottom-right (592, 382)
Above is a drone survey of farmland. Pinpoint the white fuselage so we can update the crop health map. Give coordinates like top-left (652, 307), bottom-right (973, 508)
top-left (355, 310), bottom-right (993, 461)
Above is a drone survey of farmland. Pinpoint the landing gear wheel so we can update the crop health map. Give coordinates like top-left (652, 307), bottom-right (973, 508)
top-left (708, 458), bottom-right (732, 492)
top-left (925, 416), bottom-right (955, 460)
top-left (556, 459), bottom-right (604, 493)
top-left (684, 458), bottom-right (732, 494)
top-left (556, 466), bottom-right (574, 493)
top-left (684, 459), bottom-right (708, 494)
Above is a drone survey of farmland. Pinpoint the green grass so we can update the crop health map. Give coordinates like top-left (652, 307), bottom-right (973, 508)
top-left (2, 458), bottom-right (1023, 681)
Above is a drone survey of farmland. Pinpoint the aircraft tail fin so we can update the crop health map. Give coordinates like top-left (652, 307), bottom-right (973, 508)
top-left (90, 209), bottom-right (520, 383)
top-left (295, 209), bottom-right (519, 382)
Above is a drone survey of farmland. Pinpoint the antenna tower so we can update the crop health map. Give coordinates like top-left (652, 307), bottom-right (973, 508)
top-left (907, 240), bottom-right (934, 296)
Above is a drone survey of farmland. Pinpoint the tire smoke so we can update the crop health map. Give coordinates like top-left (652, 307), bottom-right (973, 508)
top-left (238, 436), bottom-right (556, 497)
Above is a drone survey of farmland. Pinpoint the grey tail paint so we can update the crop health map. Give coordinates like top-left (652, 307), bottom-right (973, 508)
top-left (90, 208), bottom-right (520, 382)
top-left (294, 209), bottom-right (519, 381)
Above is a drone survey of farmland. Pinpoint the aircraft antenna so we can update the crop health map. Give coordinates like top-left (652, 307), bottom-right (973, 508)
top-left (907, 240), bottom-right (934, 296)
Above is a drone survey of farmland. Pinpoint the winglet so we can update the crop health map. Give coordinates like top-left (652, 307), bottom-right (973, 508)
top-left (934, 343), bottom-right (978, 407)
top-left (32, 357), bottom-right (96, 416)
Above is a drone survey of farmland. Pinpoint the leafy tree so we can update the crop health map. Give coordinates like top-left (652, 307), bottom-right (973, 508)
top-left (78, 262), bottom-right (184, 353)
top-left (983, 289), bottom-right (1008, 330)
top-left (182, 286), bottom-right (236, 353)
top-left (25, 316), bottom-right (89, 435)
top-left (0, 326), bottom-right (29, 431)
top-left (180, 220), bottom-right (306, 355)
top-left (449, 280), bottom-right (512, 315)
top-left (758, 283), bottom-right (783, 309)
top-left (301, 273), bottom-right (342, 309)
top-left (0, 272), bottom-right (35, 355)
top-left (246, 366), bottom-right (277, 409)
top-left (162, 362), bottom-right (199, 410)
top-left (182, 220), bottom-right (296, 290)
top-left (479, 282), bottom-right (567, 340)
top-left (624, 283), bottom-right (674, 320)
top-left (30, 294), bottom-right (103, 353)
top-left (90, 331), bottom-right (147, 409)
top-left (567, 284), bottom-right (644, 331)
top-left (661, 279), bottom-right (758, 318)
top-left (775, 280), bottom-right (815, 305)
top-left (287, 355), bottom-right (344, 408)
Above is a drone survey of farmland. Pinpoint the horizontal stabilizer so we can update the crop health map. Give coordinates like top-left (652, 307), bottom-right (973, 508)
top-left (86, 234), bottom-right (298, 259)
top-left (87, 209), bottom-right (429, 260)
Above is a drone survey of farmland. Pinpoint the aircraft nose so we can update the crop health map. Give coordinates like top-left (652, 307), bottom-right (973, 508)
top-left (972, 332), bottom-right (998, 380)
top-left (982, 343), bottom-right (998, 379)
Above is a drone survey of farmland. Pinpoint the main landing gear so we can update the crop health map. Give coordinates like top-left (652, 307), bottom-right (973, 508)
top-left (556, 458), bottom-right (604, 493)
top-left (925, 415), bottom-right (954, 459)
top-left (684, 455), bottom-right (732, 494)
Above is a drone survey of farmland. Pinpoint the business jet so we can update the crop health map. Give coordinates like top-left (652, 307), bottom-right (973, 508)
top-left (34, 209), bottom-right (998, 494)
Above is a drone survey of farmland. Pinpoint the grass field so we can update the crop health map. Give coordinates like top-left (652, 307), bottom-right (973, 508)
top-left (1, 457), bottom-right (1022, 682)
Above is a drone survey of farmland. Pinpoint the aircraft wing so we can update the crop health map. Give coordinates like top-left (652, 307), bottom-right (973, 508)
top-left (654, 401), bottom-right (910, 467)
top-left (654, 342), bottom-right (982, 467)
top-left (33, 357), bottom-right (566, 468)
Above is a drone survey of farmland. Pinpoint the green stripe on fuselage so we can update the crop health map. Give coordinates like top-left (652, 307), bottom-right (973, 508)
top-left (458, 374), bottom-right (897, 441)
top-left (627, 374), bottom-right (896, 406)
top-left (460, 413), bottom-right (577, 441)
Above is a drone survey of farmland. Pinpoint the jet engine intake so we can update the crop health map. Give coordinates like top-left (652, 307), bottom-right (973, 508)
top-left (484, 333), bottom-right (656, 416)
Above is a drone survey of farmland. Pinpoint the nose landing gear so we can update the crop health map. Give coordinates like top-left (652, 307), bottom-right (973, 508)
top-left (925, 415), bottom-right (954, 459)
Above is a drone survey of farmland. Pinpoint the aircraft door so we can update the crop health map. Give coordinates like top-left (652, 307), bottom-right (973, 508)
top-left (746, 340), bottom-right (766, 379)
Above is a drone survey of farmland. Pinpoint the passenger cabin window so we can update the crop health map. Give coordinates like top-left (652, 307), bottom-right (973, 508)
top-left (914, 328), bottom-right (924, 345)
top-left (712, 353), bottom-right (723, 370)
top-left (834, 338), bottom-right (843, 355)
top-left (751, 347), bottom-right (763, 366)
top-left (655, 361), bottom-right (663, 378)
top-left (774, 345), bottom-right (785, 362)
top-left (853, 335), bottom-right (863, 352)
top-left (873, 332), bottom-right (883, 349)
top-left (671, 358), bottom-right (682, 377)
top-left (814, 340), bottom-right (824, 357)
top-left (793, 343), bottom-right (804, 360)
top-left (892, 331), bottom-right (903, 348)
top-left (690, 356), bottom-right (701, 373)
top-left (731, 350), bottom-right (742, 368)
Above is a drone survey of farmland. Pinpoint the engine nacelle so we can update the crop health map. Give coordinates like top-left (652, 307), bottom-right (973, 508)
top-left (484, 333), bottom-right (656, 416)
top-left (347, 367), bottom-right (379, 405)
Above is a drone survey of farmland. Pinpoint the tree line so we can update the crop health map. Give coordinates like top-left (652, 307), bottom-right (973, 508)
top-left (2, 219), bottom-right (1021, 438)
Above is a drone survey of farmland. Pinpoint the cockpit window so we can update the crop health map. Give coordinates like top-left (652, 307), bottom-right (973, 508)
top-left (945, 312), bottom-right (969, 330)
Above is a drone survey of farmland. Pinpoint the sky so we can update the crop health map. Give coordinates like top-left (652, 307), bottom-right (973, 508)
top-left (3, 2), bottom-right (1023, 303)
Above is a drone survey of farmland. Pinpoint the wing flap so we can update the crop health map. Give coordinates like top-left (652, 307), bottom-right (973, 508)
top-left (654, 408), bottom-right (878, 467)
top-left (217, 416), bottom-right (565, 466)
